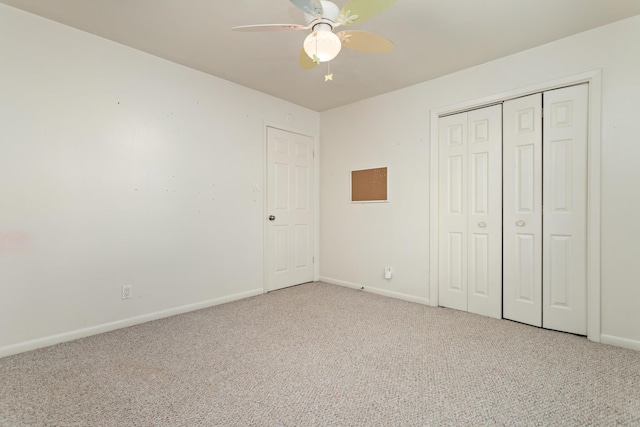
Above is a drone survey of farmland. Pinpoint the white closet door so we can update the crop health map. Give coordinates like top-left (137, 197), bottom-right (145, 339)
top-left (503, 93), bottom-right (543, 327)
top-left (542, 84), bottom-right (588, 334)
top-left (467, 105), bottom-right (502, 319)
top-left (439, 112), bottom-right (468, 312)
top-left (439, 106), bottom-right (502, 318)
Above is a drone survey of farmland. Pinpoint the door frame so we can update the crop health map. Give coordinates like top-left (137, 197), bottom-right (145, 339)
top-left (262, 122), bottom-right (320, 292)
top-left (428, 70), bottom-right (602, 342)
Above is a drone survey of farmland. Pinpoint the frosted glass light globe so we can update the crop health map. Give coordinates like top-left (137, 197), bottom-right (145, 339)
top-left (303, 30), bottom-right (342, 62)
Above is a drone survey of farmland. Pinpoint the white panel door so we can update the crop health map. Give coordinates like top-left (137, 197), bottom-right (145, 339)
top-left (467, 105), bottom-right (502, 319)
top-left (267, 127), bottom-right (314, 291)
top-left (542, 84), bottom-right (588, 334)
top-left (438, 105), bottom-right (502, 318)
top-left (439, 112), bottom-right (468, 312)
top-left (503, 93), bottom-right (543, 327)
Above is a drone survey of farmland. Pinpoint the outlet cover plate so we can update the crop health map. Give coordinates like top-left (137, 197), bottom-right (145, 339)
top-left (122, 285), bottom-right (132, 300)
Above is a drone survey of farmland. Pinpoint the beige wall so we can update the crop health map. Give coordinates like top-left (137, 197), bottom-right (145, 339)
top-left (0, 4), bottom-right (319, 356)
top-left (320, 15), bottom-right (640, 349)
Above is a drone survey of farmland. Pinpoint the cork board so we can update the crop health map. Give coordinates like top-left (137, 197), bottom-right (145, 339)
top-left (351, 167), bottom-right (388, 202)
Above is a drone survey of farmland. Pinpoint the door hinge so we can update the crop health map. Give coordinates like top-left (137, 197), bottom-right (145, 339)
top-left (312, 256), bottom-right (315, 264)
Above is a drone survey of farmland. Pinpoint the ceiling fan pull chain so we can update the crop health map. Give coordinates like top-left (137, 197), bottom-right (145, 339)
top-left (325, 62), bottom-right (333, 82)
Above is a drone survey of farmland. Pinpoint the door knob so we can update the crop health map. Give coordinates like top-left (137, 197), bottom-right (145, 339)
top-left (516, 220), bottom-right (525, 227)
top-left (478, 222), bottom-right (487, 228)
top-left (268, 215), bottom-right (276, 221)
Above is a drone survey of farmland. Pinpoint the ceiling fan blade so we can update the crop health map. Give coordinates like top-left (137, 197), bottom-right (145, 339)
top-left (338, 0), bottom-right (397, 26)
top-left (338, 30), bottom-right (394, 53)
top-left (290, 0), bottom-right (324, 17)
top-left (299, 47), bottom-right (319, 70)
top-left (232, 24), bottom-right (307, 32)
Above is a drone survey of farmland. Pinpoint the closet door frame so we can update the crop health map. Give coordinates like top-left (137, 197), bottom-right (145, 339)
top-left (428, 70), bottom-right (602, 343)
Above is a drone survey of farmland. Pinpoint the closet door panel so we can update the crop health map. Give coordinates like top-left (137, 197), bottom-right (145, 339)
top-left (543, 84), bottom-right (588, 334)
top-left (438, 113), bottom-right (468, 311)
top-left (503, 94), bottom-right (543, 327)
top-left (467, 105), bottom-right (502, 319)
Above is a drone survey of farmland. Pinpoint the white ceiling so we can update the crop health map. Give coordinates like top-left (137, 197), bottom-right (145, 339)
top-left (3, 0), bottom-right (640, 111)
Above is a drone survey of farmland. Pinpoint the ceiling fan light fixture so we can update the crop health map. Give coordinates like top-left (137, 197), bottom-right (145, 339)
top-left (303, 29), bottom-right (342, 62)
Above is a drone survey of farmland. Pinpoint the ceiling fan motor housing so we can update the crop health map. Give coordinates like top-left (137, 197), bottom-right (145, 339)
top-left (304, 1), bottom-right (341, 25)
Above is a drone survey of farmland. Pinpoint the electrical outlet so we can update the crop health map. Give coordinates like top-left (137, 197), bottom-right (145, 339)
top-left (122, 285), bottom-right (132, 300)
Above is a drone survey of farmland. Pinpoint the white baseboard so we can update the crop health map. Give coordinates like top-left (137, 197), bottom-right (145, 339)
top-left (600, 334), bottom-right (640, 352)
top-left (0, 288), bottom-right (264, 359)
top-left (319, 276), bottom-right (429, 305)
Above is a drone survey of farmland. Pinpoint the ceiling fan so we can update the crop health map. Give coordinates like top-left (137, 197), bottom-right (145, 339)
top-left (232, 0), bottom-right (397, 75)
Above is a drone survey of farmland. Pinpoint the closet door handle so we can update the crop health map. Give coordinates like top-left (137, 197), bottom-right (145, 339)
top-left (516, 220), bottom-right (526, 227)
top-left (478, 222), bottom-right (487, 228)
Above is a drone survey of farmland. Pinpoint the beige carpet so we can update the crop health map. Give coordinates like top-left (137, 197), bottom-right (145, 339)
top-left (1, 282), bottom-right (639, 426)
